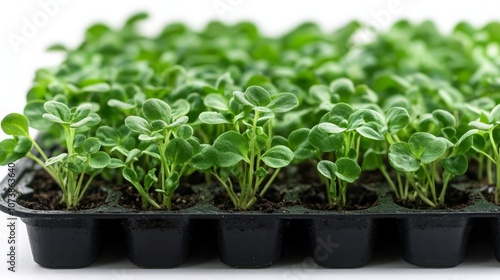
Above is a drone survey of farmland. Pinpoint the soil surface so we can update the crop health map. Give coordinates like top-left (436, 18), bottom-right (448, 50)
top-left (17, 170), bottom-right (108, 211)
top-left (214, 186), bottom-right (286, 213)
top-left (298, 185), bottom-right (379, 211)
top-left (394, 187), bottom-right (477, 210)
top-left (119, 183), bottom-right (199, 211)
top-left (481, 186), bottom-right (499, 205)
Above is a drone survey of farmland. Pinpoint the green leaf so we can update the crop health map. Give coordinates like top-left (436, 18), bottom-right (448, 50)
top-left (432, 109), bottom-right (456, 128)
top-left (317, 160), bottom-right (336, 180)
top-left (108, 99), bottom-right (136, 110)
top-left (408, 132), bottom-right (448, 164)
top-left (386, 107), bottom-right (409, 134)
top-left (144, 169), bottom-right (158, 192)
top-left (489, 104), bottom-right (500, 123)
top-left (126, 148), bottom-right (142, 164)
top-left (261, 145), bottom-right (294, 168)
top-left (335, 158), bottom-right (361, 183)
top-left (24, 101), bottom-right (52, 130)
top-left (1, 113), bottom-right (30, 137)
top-left (356, 122), bottom-right (385, 141)
top-left (125, 116), bottom-right (151, 134)
top-left (171, 99), bottom-right (190, 118)
top-left (80, 83), bottom-right (110, 93)
top-left (191, 145), bottom-right (218, 170)
top-left (388, 142), bottom-right (420, 172)
top-left (244, 86), bottom-right (271, 106)
top-left (309, 85), bottom-right (331, 103)
top-left (469, 121), bottom-right (493, 131)
top-left (348, 109), bottom-right (385, 130)
top-left (318, 123), bottom-right (346, 134)
top-left (455, 129), bottom-right (478, 155)
top-left (97, 126), bottom-right (120, 146)
top-left (0, 138), bottom-right (31, 165)
top-left (442, 155), bottom-right (468, 176)
top-left (46, 153), bottom-right (68, 167)
top-left (165, 138), bottom-right (194, 164)
top-left (330, 78), bottom-right (355, 97)
top-left (123, 167), bottom-right (139, 183)
top-left (44, 101), bottom-right (71, 123)
top-left (213, 131), bottom-right (249, 167)
top-left (73, 104), bottom-right (93, 122)
top-left (288, 128), bottom-right (315, 160)
top-left (70, 116), bottom-right (94, 128)
top-left (108, 158), bottom-right (126, 169)
top-left (308, 125), bottom-right (344, 152)
top-left (83, 137), bottom-right (101, 154)
top-left (204, 94), bottom-right (228, 111)
top-left (142, 98), bottom-right (171, 121)
top-left (167, 116), bottom-right (189, 128)
top-left (89, 151), bottom-right (110, 169)
top-left (199, 112), bottom-right (231, 124)
top-left (267, 93), bottom-right (299, 113)
top-left (322, 103), bottom-right (353, 126)
top-left (177, 125), bottom-right (194, 139)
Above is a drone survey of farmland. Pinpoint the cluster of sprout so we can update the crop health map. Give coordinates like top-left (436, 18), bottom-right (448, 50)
top-left (2, 14), bottom-right (500, 210)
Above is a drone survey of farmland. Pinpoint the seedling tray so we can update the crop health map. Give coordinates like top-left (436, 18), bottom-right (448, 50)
top-left (1, 160), bottom-right (500, 269)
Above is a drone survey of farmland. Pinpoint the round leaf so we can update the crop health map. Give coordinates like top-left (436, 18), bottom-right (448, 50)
top-left (317, 160), bottom-right (336, 180)
top-left (199, 112), bottom-right (231, 124)
top-left (44, 101), bottom-right (71, 123)
top-left (125, 116), bottom-right (151, 134)
top-left (388, 142), bottom-right (420, 172)
top-left (261, 145), bottom-right (294, 168)
top-left (177, 125), bottom-right (194, 139)
top-left (213, 131), bottom-right (249, 167)
top-left (204, 94), bottom-right (228, 111)
top-left (83, 137), bottom-right (101, 154)
top-left (1, 113), bottom-right (30, 137)
top-left (442, 155), bottom-right (468, 176)
top-left (335, 158), bottom-right (361, 183)
top-left (267, 93), bottom-right (299, 113)
top-left (142, 98), bottom-right (171, 121)
top-left (165, 138), bottom-right (194, 164)
top-left (308, 125), bottom-right (344, 152)
top-left (432, 109), bottom-right (456, 128)
top-left (386, 107), bottom-right (409, 134)
top-left (89, 151), bottom-right (111, 169)
top-left (408, 132), bottom-right (448, 164)
top-left (244, 86), bottom-right (271, 106)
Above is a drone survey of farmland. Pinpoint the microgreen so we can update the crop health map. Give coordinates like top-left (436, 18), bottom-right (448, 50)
top-left (192, 86), bottom-right (298, 210)
top-left (122, 98), bottom-right (199, 209)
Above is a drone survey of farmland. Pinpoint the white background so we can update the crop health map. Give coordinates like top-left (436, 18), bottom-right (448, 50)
top-left (1, 0), bottom-right (500, 279)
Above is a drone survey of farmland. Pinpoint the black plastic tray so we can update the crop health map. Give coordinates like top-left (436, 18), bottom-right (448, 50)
top-left (1, 159), bottom-right (500, 269)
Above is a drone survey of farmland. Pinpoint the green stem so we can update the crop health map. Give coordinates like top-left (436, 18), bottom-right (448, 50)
top-left (213, 172), bottom-right (238, 207)
top-left (439, 178), bottom-right (450, 205)
top-left (259, 168), bottom-right (281, 197)
top-left (380, 165), bottom-right (398, 198)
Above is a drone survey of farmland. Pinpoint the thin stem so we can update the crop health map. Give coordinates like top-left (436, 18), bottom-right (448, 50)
top-left (213, 172), bottom-right (238, 207)
top-left (259, 168), bottom-right (281, 197)
top-left (380, 165), bottom-right (398, 198)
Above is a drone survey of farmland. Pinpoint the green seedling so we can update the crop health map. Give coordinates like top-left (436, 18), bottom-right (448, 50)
top-left (192, 86), bottom-right (298, 210)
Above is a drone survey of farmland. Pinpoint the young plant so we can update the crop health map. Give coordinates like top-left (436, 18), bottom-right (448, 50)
top-left (299, 103), bottom-right (388, 208)
top-left (123, 98), bottom-right (199, 210)
top-left (192, 86), bottom-right (298, 210)
top-left (468, 104), bottom-right (500, 204)
top-left (388, 131), bottom-right (470, 207)
top-left (0, 101), bottom-right (116, 209)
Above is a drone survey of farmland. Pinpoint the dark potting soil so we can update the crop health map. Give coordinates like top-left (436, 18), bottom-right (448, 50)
top-left (119, 183), bottom-right (199, 211)
top-left (394, 188), bottom-right (477, 210)
top-left (214, 186), bottom-right (286, 213)
top-left (298, 185), bottom-right (379, 211)
top-left (16, 170), bottom-right (108, 211)
top-left (481, 186), bottom-right (499, 205)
